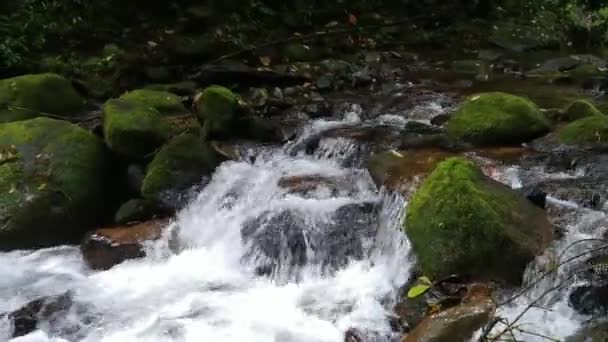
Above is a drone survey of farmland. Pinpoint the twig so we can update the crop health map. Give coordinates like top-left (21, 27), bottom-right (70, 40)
top-left (514, 328), bottom-right (561, 342)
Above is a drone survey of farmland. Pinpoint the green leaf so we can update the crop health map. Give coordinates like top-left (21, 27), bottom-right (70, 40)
top-left (407, 284), bottom-right (431, 299)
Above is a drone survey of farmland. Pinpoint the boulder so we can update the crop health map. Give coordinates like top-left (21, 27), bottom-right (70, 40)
top-left (284, 43), bottom-right (316, 62)
top-left (114, 199), bottom-right (154, 224)
top-left (563, 100), bottom-right (603, 122)
top-left (566, 322), bottom-right (608, 342)
top-left (81, 219), bottom-right (168, 270)
top-left (404, 158), bottom-right (553, 285)
top-left (0, 73), bottom-right (85, 123)
top-left (141, 134), bottom-right (227, 211)
top-left (194, 85), bottom-right (241, 140)
top-left (446, 92), bottom-right (550, 146)
top-left (402, 284), bottom-right (495, 342)
top-left (3, 293), bottom-right (73, 338)
top-left (0, 118), bottom-right (108, 249)
top-left (559, 115), bottom-right (608, 146)
top-left (102, 89), bottom-right (193, 158)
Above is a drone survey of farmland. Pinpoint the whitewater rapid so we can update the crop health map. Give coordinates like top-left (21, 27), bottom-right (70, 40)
top-left (0, 105), bottom-right (600, 342)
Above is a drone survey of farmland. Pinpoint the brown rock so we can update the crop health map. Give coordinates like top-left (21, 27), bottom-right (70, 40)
top-left (81, 219), bottom-right (169, 270)
top-left (402, 283), bottom-right (495, 342)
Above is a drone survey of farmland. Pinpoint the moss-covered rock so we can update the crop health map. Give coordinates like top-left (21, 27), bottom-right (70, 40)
top-left (103, 89), bottom-right (193, 158)
top-left (559, 115), bottom-right (608, 146)
top-left (564, 100), bottom-right (604, 122)
top-left (404, 157), bottom-right (552, 285)
top-left (284, 43), bottom-right (316, 62)
top-left (141, 134), bottom-right (227, 210)
top-left (114, 199), bottom-right (153, 224)
top-left (195, 85), bottom-right (241, 139)
top-left (0, 73), bottom-right (85, 123)
top-left (0, 117), bottom-right (108, 249)
top-left (447, 92), bottom-right (550, 146)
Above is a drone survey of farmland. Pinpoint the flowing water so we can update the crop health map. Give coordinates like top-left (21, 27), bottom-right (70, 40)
top-left (0, 96), bottom-right (603, 341)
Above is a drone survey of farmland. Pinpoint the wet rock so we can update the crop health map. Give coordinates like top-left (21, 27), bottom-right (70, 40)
top-left (5, 293), bottom-right (73, 338)
top-left (344, 328), bottom-right (395, 342)
top-left (405, 158), bottom-right (553, 285)
top-left (519, 186), bottom-right (547, 209)
top-left (430, 114), bottom-right (451, 127)
top-left (0, 118), bottom-right (108, 249)
top-left (404, 121), bottom-right (443, 135)
top-left (171, 33), bottom-right (220, 61)
top-left (569, 284), bottom-right (608, 316)
top-left (566, 322), bottom-right (608, 342)
top-left (532, 177), bottom-right (606, 210)
top-left (0, 73), bottom-right (85, 123)
top-left (402, 284), bottom-right (495, 342)
top-left (367, 149), bottom-right (454, 194)
top-left (446, 92), bottom-right (550, 146)
top-left (316, 75), bottom-right (333, 91)
top-left (241, 202), bottom-right (378, 274)
top-left (303, 102), bottom-right (333, 118)
top-left (284, 43), bottom-right (316, 62)
top-left (126, 163), bottom-right (146, 194)
top-left (144, 81), bottom-right (198, 97)
top-left (103, 89), bottom-right (192, 158)
top-left (277, 174), bottom-right (361, 197)
top-left (141, 134), bottom-right (227, 211)
top-left (81, 219), bottom-right (168, 270)
top-left (194, 85), bottom-right (241, 140)
top-left (451, 60), bottom-right (491, 81)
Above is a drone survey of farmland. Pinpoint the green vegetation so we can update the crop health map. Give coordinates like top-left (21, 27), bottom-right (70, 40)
top-left (564, 99), bottom-right (604, 121)
top-left (559, 115), bottom-right (608, 145)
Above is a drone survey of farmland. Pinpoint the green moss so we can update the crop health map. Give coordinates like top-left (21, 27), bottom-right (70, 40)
top-left (114, 198), bottom-right (152, 224)
top-left (447, 92), bottom-right (550, 146)
top-left (141, 134), bottom-right (227, 209)
top-left (119, 89), bottom-right (187, 115)
top-left (195, 85), bottom-right (240, 139)
top-left (0, 73), bottom-right (85, 123)
top-left (405, 157), bottom-right (551, 285)
top-left (564, 100), bottom-right (604, 122)
top-left (103, 89), bottom-right (194, 158)
top-left (0, 117), bottom-right (107, 248)
top-left (284, 43), bottom-right (316, 62)
top-left (103, 99), bottom-right (170, 158)
top-left (559, 115), bottom-right (608, 145)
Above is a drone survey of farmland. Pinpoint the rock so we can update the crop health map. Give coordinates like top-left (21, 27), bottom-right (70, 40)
top-left (141, 134), bottom-right (227, 211)
top-left (430, 114), bottom-right (451, 127)
top-left (126, 163), bottom-right (146, 194)
top-left (103, 89), bottom-right (193, 158)
top-left (171, 34), bottom-right (219, 61)
top-left (316, 75), bottom-right (333, 91)
top-left (531, 177), bottom-right (606, 210)
top-left (402, 284), bottom-right (495, 342)
top-left (145, 66), bottom-right (172, 82)
top-left (0, 118), bottom-right (108, 249)
top-left (569, 284), bottom-right (608, 316)
top-left (566, 322), bottom-right (608, 342)
top-left (194, 85), bottom-right (240, 140)
top-left (284, 43), bottom-right (316, 62)
top-left (81, 219), bottom-right (168, 270)
top-left (114, 199), bottom-right (153, 224)
top-left (5, 293), bottom-right (73, 338)
top-left (0, 73), bottom-right (85, 123)
top-left (564, 100), bottom-right (604, 122)
top-left (344, 328), bottom-right (394, 342)
top-left (405, 158), bottom-right (553, 284)
top-left (519, 186), bottom-right (547, 209)
top-left (447, 92), bottom-right (550, 146)
top-left (558, 115), bottom-right (608, 146)
top-left (241, 202), bottom-right (378, 274)
top-left (367, 149), bottom-right (454, 194)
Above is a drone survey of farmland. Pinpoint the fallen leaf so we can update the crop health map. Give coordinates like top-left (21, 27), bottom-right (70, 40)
top-left (348, 13), bottom-right (358, 25)
top-left (259, 56), bottom-right (272, 66)
top-left (407, 284), bottom-right (431, 299)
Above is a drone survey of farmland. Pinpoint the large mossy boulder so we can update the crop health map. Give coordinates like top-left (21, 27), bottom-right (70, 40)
top-left (0, 73), bottom-right (85, 123)
top-left (447, 92), bottom-right (550, 146)
top-left (564, 100), bottom-right (603, 122)
top-left (141, 134), bottom-right (227, 211)
top-left (103, 89), bottom-right (193, 158)
top-left (404, 158), bottom-right (553, 285)
top-left (559, 115), bottom-right (608, 146)
top-left (0, 118), bottom-right (108, 249)
top-left (194, 85), bottom-right (240, 139)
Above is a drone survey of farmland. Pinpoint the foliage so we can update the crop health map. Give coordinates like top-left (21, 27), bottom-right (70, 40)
top-left (407, 276), bottom-right (433, 299)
